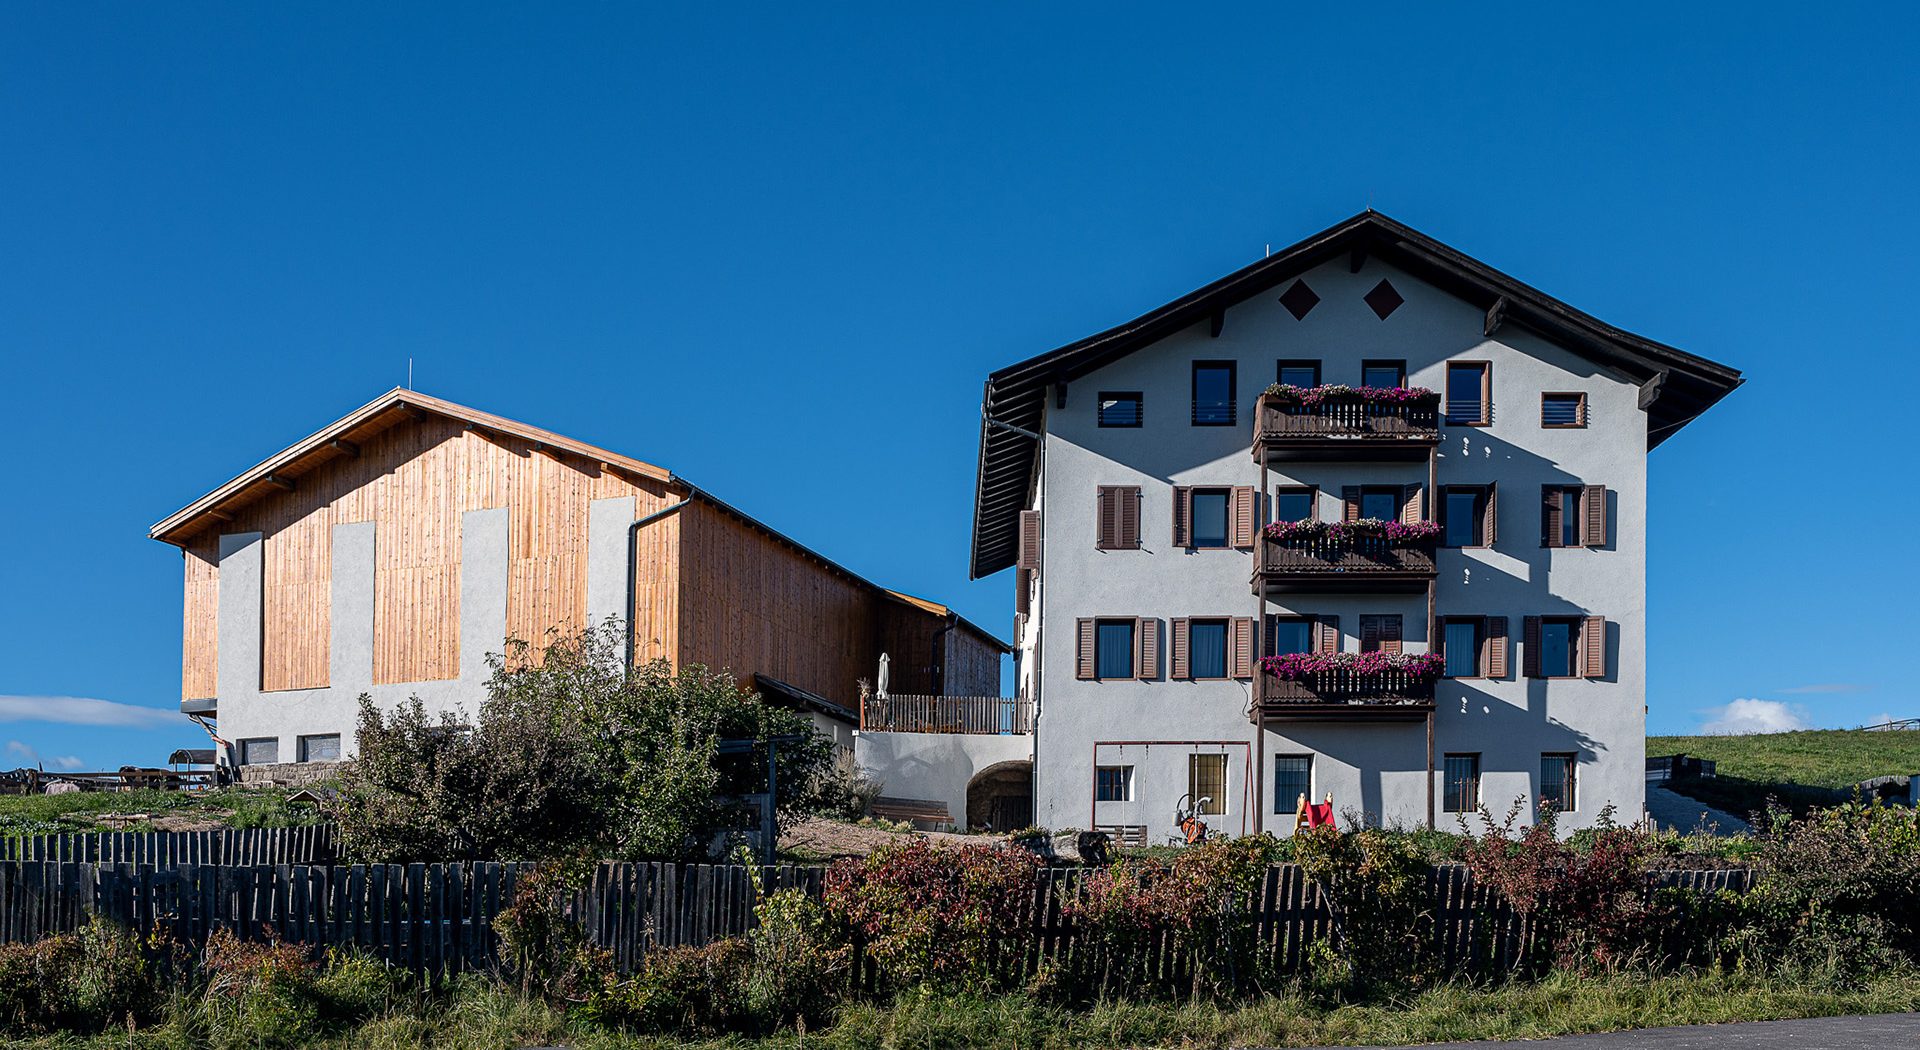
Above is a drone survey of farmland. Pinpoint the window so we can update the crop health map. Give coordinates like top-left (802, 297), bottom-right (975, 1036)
top-left (1442, 619), bottom-right (1483, 678)
top-left (1192, 361), bottom-right (1237, 426)
top-left (1542, 485), bottom-right (1608, 548)
top-left (1541, 754), bottom-right (1577, 813)
top-left (1095, 620), bottom-right (1136, 680)
top-left (1361, 359), bottom-right (1405, 389)
top-left (1539, 618), bottom-right (1577, 678)
top-left (1096, 765), bottom-right (1134, 802)
top-left (1359, 487), bottom-right (1400, 523)
top-left (1359, 615), bottom-right (1402, 654)
top-left (1441, 485), bottom-right (1493, 548)
top-left (1273, 486), bottom-right (1315, 523)
top-left (1190, 489), bottom-right (1231, 547)
top-left (1099, 392), bottom-right (1144, 428)
top-left (1276, 359), bottom-right (1321, 387)
top-left (1266, 616), bottom-right (1313, 657)
top-left (1446, 362), bottom-right (1491, 425)
top-left (1443, 754), bottom-right (1481, 813)
top-left (1542, 392), bottom-right (1587, 428)
top-left (1188, 754), bottom-right (1227, 816)
top-left (238, 738), bottom-right (279, 766)
top-left (298, 734), bottom-right (342, 762)
top-left (1189, 619), bottom-right (1228, 679)
top-left (1273, 755), bottom-right (1313, 814)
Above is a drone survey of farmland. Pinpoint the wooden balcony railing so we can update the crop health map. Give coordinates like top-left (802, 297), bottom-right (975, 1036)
top-left (1255, 533), bottom-right (1437, 591)
top-left (1254, 668), bottom-right (1436, 721)
top-left (862, 694), bottom-right (1034, 735)
top-left (1253, 392), bottom-right (1439, 460)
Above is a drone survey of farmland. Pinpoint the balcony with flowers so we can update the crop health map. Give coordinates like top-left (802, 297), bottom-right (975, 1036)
top-left (1253, 650), bottom-right (1441, 722)
top-left (1254, 518), bottom-right (1440, 594)
top-left (1252, 383), bottom-right (1441, 461)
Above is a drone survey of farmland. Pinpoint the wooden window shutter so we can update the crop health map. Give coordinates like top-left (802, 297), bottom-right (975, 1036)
top-left (1137, 617), bottom-right (1159, 680)
top-left (1342, 486), bottom-right (1361, 523)
top-left (1075, 618), bottom-right (1096, 680)
top-left (1360, 615), bottom-right (1382, 652)
top-left (1541, 487), bottom-right (1562, 548)
top-left (1483, 483), bottom-right (1498, 544)
top-left (1170, 618), bottom-right (1191, 679)
top-left (1230, 617), bottom-right (1256, 678)
top-left (1582, 484), bottom-right (1608, 547)
top-left (1095, 488), bottom-right (1119, 550)
top-left (1118, 486), bottom-right (1141, 549)
top-left (1381, 615), bottom-right (1402, 655)
top-left (1015, 569), bottom-right (1031, 616)
top-left (1400, 484), bottom-right (1425, 524)
top-left (1581, 615), bottom-right (1607, 678)
top-left (1314, 615), bottom-right (1340, 654)
top-left (1231, 486), bottom-right (1258, 549)
top-left (1485, 616), bottom-right (1509, 678)
top-left (1522, 616), bottom-right (1542, 678)
top-left (1018, 510), bottom-right (1042, 569)
top-left (1171, 486), bottom-right (1192, 547)
top-left (1014, 612), bottom-right (1027, 640)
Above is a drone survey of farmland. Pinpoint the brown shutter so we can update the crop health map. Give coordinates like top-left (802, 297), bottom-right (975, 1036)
top-left (1342, 486), bottom-right (1361, 523)
top-left (1581, 615), bottom-right (1607, 678)
top-left (1170, 618), bottom-right (1191, 679)
top-left (1522, 616), bottom-right (1542, 678)
top-left (1171, 486), bottom-right (1192, 547)
top-left (1360, 615), bottom-right (1382, 652)
top-left (1483, 483), bottom-right (1498, 544)
top-left (1014, 569), bottom-right (1031, 616)
top-left (1231, 617), bottom-right (1256, 678)
top-left (1232, 486), bottom-right (1258, 548)
top-left (1118, 486), bottom-right (1141, 549)
top-left (1314, 615), bottom-right (1340, 654)
top-left (1018, 509), bottom-right (1042, 568)
top-left (1582, 484), bottom-right (1608, 547)
top-left (1095, 487), bottom-right (1118, 550)
top-left (1381, 615), bottom-right (1402, 655)
top-left (1137, 617), bottom-right (1159, 680)
top-left (1436, 486), bottom-right (1452, 541)
top-left (1014, 612), bottom-right (1027, 641)
top-left (1485, 616), bottom-right (1509, 678)
top-left (1541, 487), bottom-right (1562, 548)
top-left (1075, 618), bottom-right (1095, 679)
top-left (1400, 484), bottom-right (1424, 524)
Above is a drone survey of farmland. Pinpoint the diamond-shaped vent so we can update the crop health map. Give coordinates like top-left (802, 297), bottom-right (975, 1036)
top-left (1364, 279), bottom-right (1404, 319)
top-left (1278, 279), bottom-right (1320, 320)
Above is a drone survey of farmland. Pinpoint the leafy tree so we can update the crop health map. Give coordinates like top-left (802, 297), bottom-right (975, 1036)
top-left (334, 620), bottom-right (833, 862)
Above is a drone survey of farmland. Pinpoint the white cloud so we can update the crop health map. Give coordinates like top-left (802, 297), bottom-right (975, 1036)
top-left (0, 695), bottom-right (180, 729)
top-left (4, 740), bottom-right (35, 763)
top-left (1699, 698), bottom-right (1811, 735)
top-left (49, 755), bottom-right (85, 771)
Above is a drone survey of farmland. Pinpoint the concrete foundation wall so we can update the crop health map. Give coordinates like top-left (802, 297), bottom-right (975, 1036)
top-left (854, 730), bottom-right (1033, 829)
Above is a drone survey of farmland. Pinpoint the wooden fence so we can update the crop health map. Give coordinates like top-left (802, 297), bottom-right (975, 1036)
top-left (0, 859), bottom-right (1750, 978)
top-left (0, 826), bottom-right (338, 866)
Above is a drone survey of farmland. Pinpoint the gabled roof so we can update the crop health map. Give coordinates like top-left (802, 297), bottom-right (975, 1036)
top-left (970, 210), bottom-right (1744, 578)
top-left (881, 589), bottom-right (1011, 654)
top-left (149, 387), bottom-right (671, 545)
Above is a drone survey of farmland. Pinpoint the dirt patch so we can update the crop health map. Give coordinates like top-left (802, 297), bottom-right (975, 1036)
top-left (778, 817), bottom-right (1003, 860)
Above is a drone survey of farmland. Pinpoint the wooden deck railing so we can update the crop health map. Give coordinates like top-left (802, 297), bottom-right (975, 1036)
top-left (1256, 668), bottom-right (1436, 719)
top-left (862, 694), bottom-right (1033, 735)
top-left (1254, 392), bottom-right (1439, 451)
top-left (1256, 533), bottom-right (1438, 579)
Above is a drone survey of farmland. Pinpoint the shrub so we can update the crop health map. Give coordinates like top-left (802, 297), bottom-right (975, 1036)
top-left (196, 927), bottom-right (323, 1049)
top-left (824, 838), bottom-right (1040, 993)
top-left (1737, 800), bottom-right (1920, 974)
top-left (0, 919), bottom-right (165, 1034)
top-left (492, 861), bottom-right (603, 1001)
top-left (1293, 826), bottom-right (1435, 992)
top-left (745, 886), bottom-right (852, 1027)
top-left (580, 938), bottom-right (753, 1033)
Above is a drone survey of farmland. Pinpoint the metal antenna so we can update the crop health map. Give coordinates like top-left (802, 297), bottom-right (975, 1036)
top-left (408, 357), bottom-right (413, 390)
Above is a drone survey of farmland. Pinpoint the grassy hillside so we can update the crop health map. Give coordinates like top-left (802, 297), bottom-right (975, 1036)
top-left (0, 787), bottom-right (323, 838)
top-left (1648, 728), bottom-right (1920, 819)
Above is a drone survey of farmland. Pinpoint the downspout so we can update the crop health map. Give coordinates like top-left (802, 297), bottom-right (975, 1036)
top-left (931, 612), bottom-right (957, 697)
top-left (626, 496), bottom-right (694, 670)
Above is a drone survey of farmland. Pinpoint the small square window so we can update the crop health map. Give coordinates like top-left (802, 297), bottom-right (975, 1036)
top-left (238, 738), bottom-right (279, 766)
top-left (1446, 362), bottom-right (1491, 425)
top-left (1273, 486), bottom-right (1314, 524)
top-left (1539, 618), bottom-right (1578, 678)
top-left (1191, 361), bottom-right (1237, 426)
top-left (1096, 765), bottom-right (1134, 802)
top-left (1190, 488), bottom-right (1231, 547)
top-left (1188, 754), bottom-right (1228, 816)
top-left (1276, 360), bottom-right (1321, 388)
top-left (1440, 485), bottom-right (1492, 548)
top-left (1099, 392), bottom-right (1143, 428)
top-left (1189, 619), bottom-right (1228, 679)
top-left (1443, 754), bottom-right (1481, 813)
top-left (298, 734), bottom-right (342, 763)
top-left (1542, 392), bottom-right (1586, 428)
top-left (1095, 619), bottom-right (1136, 680)
top-left (1541, 753), bottom-right (1577, 812)
top-left (1359, 487), bottom-right (1400, 523)
top-left (1361, 359), bottom-right (1406, 389)
top-left (1273, 755), bottom-right (1313, 815)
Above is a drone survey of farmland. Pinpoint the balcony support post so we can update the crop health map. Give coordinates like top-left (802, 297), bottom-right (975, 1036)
top-left (1252, 438), bottom-right (1270, 833)
top-left (1425, 709), bottom-right (1436, 831)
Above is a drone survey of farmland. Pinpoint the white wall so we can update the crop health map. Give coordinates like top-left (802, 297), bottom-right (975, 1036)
top-left (855, 730), bottom-right (1033, 829)
top-left (1031, 257), bottom-right (1647, 836)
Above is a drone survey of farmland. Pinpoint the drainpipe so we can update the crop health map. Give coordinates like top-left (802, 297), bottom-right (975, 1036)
top-left (931, 612), bottom-right (957, 697)
top-left (626, 496), bottom-right (694, 669)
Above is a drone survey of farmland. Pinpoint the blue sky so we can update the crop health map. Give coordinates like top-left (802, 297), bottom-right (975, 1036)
top-left (1, 4), bottom-right (1915, 768)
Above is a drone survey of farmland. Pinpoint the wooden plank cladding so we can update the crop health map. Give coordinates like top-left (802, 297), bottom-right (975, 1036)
top-left (862, 694), bottom-right (1034, 735)
top-left (1254, 532), bottom-right (1437, 594)
top-left (1252, 391), bottom-right (1439, 462)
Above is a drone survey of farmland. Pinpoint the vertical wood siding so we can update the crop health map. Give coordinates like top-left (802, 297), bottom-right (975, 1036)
top-left (181, 540), bottom-right (220, 700)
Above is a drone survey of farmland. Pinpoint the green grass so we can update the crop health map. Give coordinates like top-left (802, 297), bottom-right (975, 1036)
top-left (0, 786), bottom-right (325, 838)
top-left (15, 968), bottom-right (1920, 1049)
top-left (1648, 729), bottom-right (1920, 820)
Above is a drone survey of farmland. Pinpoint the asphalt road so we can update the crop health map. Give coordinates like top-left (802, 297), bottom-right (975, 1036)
top-left (1328, 1012), bottom-right (1920, 1048)
top-left (1645, 784), bottom-right (1750, 835)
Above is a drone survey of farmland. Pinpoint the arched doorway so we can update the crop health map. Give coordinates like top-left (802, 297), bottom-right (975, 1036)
top-left (966, 760), bottom-right (1033, 831)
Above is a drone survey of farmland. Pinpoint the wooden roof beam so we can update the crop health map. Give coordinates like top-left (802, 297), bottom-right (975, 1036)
top-left (265, 474), bottom-right (295, 492)
top-left (329, 438), bottom-right (360, 458)
top-left (1484, 296), bottom-right (1509, 337)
